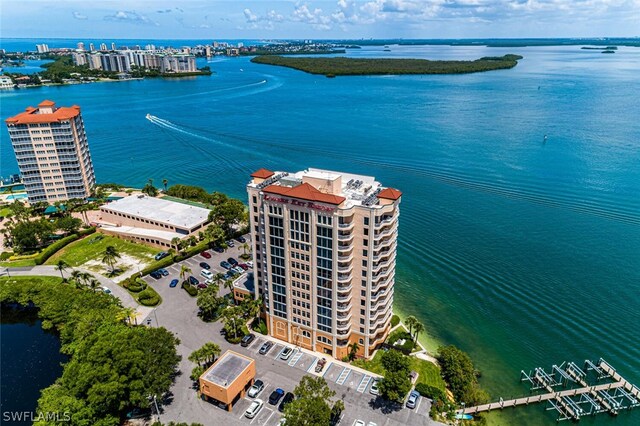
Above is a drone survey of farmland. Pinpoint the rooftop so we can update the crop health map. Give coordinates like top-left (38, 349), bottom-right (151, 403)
top-left (201, 351), bottom-right (254, 388)
top-left (5, 101), bottom-right (81, 125)
top-left (99, 224), bottom-right (185, 242)
top-left (100, 195), bottom-right (210, 229)
top-left (249, 168), bottom-right (401, 208)
top-left (233, 272), bottom-right (255, 294)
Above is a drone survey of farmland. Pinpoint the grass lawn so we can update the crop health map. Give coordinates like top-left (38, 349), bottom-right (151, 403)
top-left (0, 276), bottom-right (63, 286)
top-left (0, 258), bottom-right (37, 267)
top-left (45, 234), bottom-right (157, 267)
top-left (0, 207), bottom-right (11, 217)
top-left (353, 350), bottom-right (446, 391)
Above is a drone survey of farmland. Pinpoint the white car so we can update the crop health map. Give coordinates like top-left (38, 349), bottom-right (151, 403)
top-left (248, 379), bottom-right (264, 398)
top-left (101, 286), bottom-right (112, 294)
top-left (353, 421), bottom-right (365, 426)
top-left (233, 266), bottom-right (244, 274)
top-left (369, 379), bottom-right (379, 395)
top-left (247, 261), bottom-right (254, 267)
top-left (280, 347), bottom-right (294, 360)
top-left (245, 399), bottom-right (264, 418)
top-left (367, 423), bottom-right (378, 426)
top-left (200, 270), bottom-right (213, 280)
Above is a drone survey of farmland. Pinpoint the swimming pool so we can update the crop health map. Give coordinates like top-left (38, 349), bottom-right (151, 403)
top-left (5, 193), bottom-right (28, 200)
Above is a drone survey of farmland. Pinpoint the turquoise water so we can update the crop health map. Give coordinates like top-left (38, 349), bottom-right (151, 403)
top-left (5, 193), bottom-right (28, 200)
top-left (1, 44), bottom-right (639, 425)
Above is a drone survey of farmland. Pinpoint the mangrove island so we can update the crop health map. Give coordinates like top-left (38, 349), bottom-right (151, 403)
top-left (250, 54), bottom-right (524, 77)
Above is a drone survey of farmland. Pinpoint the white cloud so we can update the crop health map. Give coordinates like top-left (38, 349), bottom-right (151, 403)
top-left (244, 8), bottom-right (258, 23)
top-left (104, 10), bottom-right (159, 26)
top-left (72, 11), bottom-right (87, 20)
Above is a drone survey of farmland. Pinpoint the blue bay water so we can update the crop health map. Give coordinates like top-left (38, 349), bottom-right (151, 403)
top-left (1, 43), bottom-right (639, 425)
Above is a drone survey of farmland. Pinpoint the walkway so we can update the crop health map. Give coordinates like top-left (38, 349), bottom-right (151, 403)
top-left (2, 265), bottom-right (153, 323)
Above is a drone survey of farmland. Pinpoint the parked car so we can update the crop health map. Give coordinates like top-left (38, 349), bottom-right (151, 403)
top-left (188, 276), bottom-right (199, 285)
top-left (213, 246), bottom-right (224, 253)
top-left (241, 333), bottom-right (256, 347)
top-left (245, 399), bottom-right (264, 419)
top-left (406, 390), bottom-right (420, 409)
top-left (259, 341), bottom-right (273, 355)
top-left (150, 271), bottom-right (162, 279)
top-left (238, 263), bottom-right (249, 270)
top-left (236, 236), bottom-right (247, 243)
top-left (247, 261), bottom-right (254, 267)
top-left (280, 347), bottom-right (294, 360)
top-left (226, 240), bottom-right (235, 247)
top-left (353, 421), bottom-right (365, 426)
top-left (409, 371), bottom-right (418, 383)
top-left (370, 379), bottom-right (380, 395)
top-left (232, 266), bottom-right (244, 274)
top-left (101, 286), bottom-right (112, 294)
top-left (169, 279), bottom-right (179, 288)
top-left (227, 257), bottom-right (238, 266)
top-left (199, 262), bottom-right (211, 270)
top-left (268, 388), bottom-right (284, 405)
top-left (220, 261), bottom-right (232, 270)
top-left (158, 268), bottom-right (169, 276)
top-left (197, 283), bottom-right (208, 290)
top-left (315, 358), bottom-right (327, 373)
top-left (200, 251), bottom-right (212, 259)
top-left (248, 379), bottom-right (264, 398)
top-left (154, 252), bottom-right (169, 261)
top-left (367, 423), bottom-right (378, 426)
top-left (126, 408), bottom-right (151, 419)
top-left (278, 392), bottom-right (295, 413)
top-left (201, 270), bottom-right (213, 280)
top-left (223, 272), bottom-right (233, 280)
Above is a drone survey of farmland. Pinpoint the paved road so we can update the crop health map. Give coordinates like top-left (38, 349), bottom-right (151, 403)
top-left (142, 244), bottom-right (445, 426)
top-left (3, 265), bottom-right (153, 323)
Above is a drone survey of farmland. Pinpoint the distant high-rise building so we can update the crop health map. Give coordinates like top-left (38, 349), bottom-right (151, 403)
top-left (205, 46), bottom-right (212, 57)
top-left (212, 41), bottom-right (219, 48)
top-left (247, 168), bottom-right (401, 359)
top-left (35, 44), bottom-right (49, 53)
top-left (77, 42), bottom-right (85, 51)
top-left (111, 42), bottom-right (116, 51)
top-left (5, 100), bottom-right (96, 203)
top-left (237, 42), bottom-right (244, 48)
top-left (89, 43), bottom-right (95, 52)
top-left (72, 52), bottom-right (88, 66)
top-left (100, 43), bottom-right (107, 51)
top-left (145, 44), bottom-right (156, 51)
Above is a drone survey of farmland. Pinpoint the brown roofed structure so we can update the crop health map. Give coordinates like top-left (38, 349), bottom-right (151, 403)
top-left (250, 168), bottom-right (275, 179)
top-left (38, 100), bottom-right (56, 107)
top-left (5, 104), bottom-right (81, 125)
top-left (264, 182), bottom-right (346, 205)
top-left (378, 188), bottom-right (403, 201)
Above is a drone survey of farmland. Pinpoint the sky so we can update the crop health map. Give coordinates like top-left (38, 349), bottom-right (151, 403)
top-left (1, 0), bottom-right (639, 40)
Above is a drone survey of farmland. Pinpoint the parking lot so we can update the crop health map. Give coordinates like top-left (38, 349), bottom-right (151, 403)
top-left (139, 235), bottom-right (442, 426)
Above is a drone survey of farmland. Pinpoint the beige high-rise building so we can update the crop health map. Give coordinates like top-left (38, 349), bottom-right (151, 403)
top-left (247, 168), bottom-right (401, 359)
top-left (5, 100), bottom-right (96, 203)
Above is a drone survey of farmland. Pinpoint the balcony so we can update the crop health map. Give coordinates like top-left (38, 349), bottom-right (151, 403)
top-left (336, 282), bottom-right (352, 292)
top-left (374, 223), bottom-right (397, 240)
top-left (337, 251), bottom-right (354, 262)
top-left (338, 221), bottom-right (354, 230)
top-left (337, 293), bottom-right (352, 303)
top-left (338, 232), bottom-right (353, 242)
top-left (337, 242), bottom-right (353, 252)
top-left (371, 292), bottom-right (393, 312)
top-left (336, 303), bottom-right (351, 312)
top-left (372, 276), bottom-right (393, 293)
top-left (337, 273), bottom-right (351, 284)
top-left (337, 311), bottom-right (352, 321)
top-left (336, 320), bottom-right (351, 332)
top-left (375, 215), bottom-right (396, 228)
top-left (337, 264), bottom-right (352, 274)
top-left (372, 254), bottom-right (396, 273)
top-left (370, 308), bottom-right (392, 327)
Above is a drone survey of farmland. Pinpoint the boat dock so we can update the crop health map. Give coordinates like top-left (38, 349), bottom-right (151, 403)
top-left (459, 358), bottom-right (640, 421)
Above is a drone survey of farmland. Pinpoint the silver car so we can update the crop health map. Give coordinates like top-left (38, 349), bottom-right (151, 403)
top-left (280, 347), bottom-right (294, 360)
top-left (369, 379), bottom-right (380, 395)
top-left (248, 380), bottom-right (264, 398)
top-left (406, 390), bottom-right (420, 409)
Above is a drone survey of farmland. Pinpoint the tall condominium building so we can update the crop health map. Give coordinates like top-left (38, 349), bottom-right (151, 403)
top-left (247, 168), bottom-right (401, 359)
top-left (5, 100), bottom-right (96, 203)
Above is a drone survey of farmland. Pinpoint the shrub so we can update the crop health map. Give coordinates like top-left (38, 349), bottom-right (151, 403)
top-left (415, 383), bottom-right (447, 401)
top-left (182, 282), bottom-right (198, 297)
top-left (137, 289), bottom-right (160, 306)
top-left (388, 329), bottom-right (413, 346)
top-left (251, 318), bottom-right (268, 335)
top-left (0, 252), bottom-right (12, 261)
top-left (391, 314), bottom-right (400, 327)
top-left (34, 234), bottom-right (79, 265)
top-left (77, 227), bottom-right (97, 237)
top-left (127, 279), bottom-right (147, 293)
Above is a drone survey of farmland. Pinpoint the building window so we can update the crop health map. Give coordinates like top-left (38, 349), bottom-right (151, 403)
top-left (364, 217), bottom-right (369, 226)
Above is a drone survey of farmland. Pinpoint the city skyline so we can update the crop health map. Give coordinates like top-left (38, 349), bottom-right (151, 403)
top-left (1, 0), bottom-right (638, 40)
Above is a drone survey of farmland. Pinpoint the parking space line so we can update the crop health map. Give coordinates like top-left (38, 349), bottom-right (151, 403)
top-left (336, 368), bottom-right (352, 385)
top-left (322, 362), bottom-right (333, 378)
top-left (288, 350), bottom-right (303, 366)
top-left (274, 346), bottom-right (285, 360)
top-left (415, 394), bottom-right (422, 412)
top-left (357, 375), bottom-right (371, 393)
top-left (262, 409), bottom-right (275, 425)
top-left (251, 406), bottom-right (272, 424)
top-left (307, 357), bottom-right (318, 372)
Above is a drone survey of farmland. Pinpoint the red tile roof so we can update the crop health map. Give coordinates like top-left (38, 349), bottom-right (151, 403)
top-left (5, 105), bottom-right (81, 125)
top-left (378, 188), bottom-right (402, 201)
top-left (250, 168), bottom-right (275, 179)
top-left (38, 100), bottom-right (55, 107)
top-left (264, 183), bottom-right (345, 205)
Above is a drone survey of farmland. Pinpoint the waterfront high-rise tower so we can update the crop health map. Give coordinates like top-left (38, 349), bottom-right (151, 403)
top-left (247, 168), bottom-right (401, 359)
top-left (5, 100), bottom-right (96, 203)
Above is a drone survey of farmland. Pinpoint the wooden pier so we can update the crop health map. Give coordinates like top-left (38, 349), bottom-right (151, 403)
top-left (458, 359), bottom-right (640, 421)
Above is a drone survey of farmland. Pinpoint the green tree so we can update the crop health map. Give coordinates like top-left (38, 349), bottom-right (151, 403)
top-left (162, 179), bottom-right (168, 192)
top-left (102, 245), bottom-right (121, 273)
top-left (56, 260), bottom-right (69, 280)
top-left (203, 224), bottom-right (225, 248)
top-left (348, 341), bottom-right (359, 361)
top-left (197, 285), bottom-right (222, 321)
top-left (188, 342), bottom-right (221, 368)
top-left (88, 277), bottom-right (101, 292)
top-left (381, 348), bottom-right (411, 374)
top-left (413, 321), bottom-right (424, 343)
top-left (405, 315), bottom-right (418, 336)
top-left (282, 376), bottom-right (342, 426)
top-left (6, 218), bottom-right (54, 253)
top-left (55, 215), bottom-right (82, 234)
top-left (171, 237), bottom-right (182, 253)
top-left (180, 265), bottom-right (192, 284)
top-left (378, 369), bottom-right (412, 403)
top-left (142, 179), bottom-right (158, 197)
top-left (208, 199), bottom-right (246, 236)
top-left (221, 306), bottom-right (244, 339)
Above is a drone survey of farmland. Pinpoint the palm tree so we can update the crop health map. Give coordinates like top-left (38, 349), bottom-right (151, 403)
top-left (241, 242), bottom-right (250, 256)
top-left (162, 179), bottom-right (168, 192)
top-left (171, 237), bottom-right (182, 252)
top-left (348, 341), bottom-right (360, 361)
top-left (102, 245), bottom-right (121, 273)
top-left (187, 235), bottom-right (197, 247)
top-left (88, 277), bottom-right (101, 292)
top-left (180, 265), bottom-right (192, 284)
top-left (223, 279), bottom-right (234, 295)
top-left (55, 260), bottom-right (69, 280)
top-left (405, 315), bottom-right (418, 335)
top-left (413, 321), bottom-right (425, 344)
top-left (117, 307), bottom-right (137, 325)
top-left (70, 269), bottom-right (84, 288)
